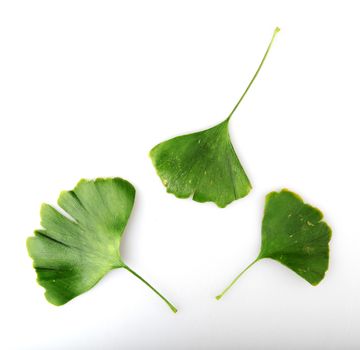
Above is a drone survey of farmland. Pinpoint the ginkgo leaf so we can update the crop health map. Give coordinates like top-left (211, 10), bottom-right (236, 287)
top-left (216, 189), bottom-right (332, 299)
top-left (27, 178), bottom-right (177, 312)
top-left (150, 27), bottom-right (280, 208)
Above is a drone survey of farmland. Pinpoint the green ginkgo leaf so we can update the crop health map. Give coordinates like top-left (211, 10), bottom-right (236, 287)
top-left (216, 189), bottom-right (332, 299)
top-left (27, 178), bottom-right (177, 312)
top-left (150, 27), bottom-right (280, 208)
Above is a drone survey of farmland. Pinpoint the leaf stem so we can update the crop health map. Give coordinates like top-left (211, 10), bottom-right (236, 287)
top-left (124, 265), bottom-right (178, 313)
top-left (215, 258), bottom-right (260, 300)
top-left (226, 27), bottom-right (280, 121)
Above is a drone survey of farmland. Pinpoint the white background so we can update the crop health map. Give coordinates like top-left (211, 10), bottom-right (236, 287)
top-left (1, 1), bottom-right (359, 349)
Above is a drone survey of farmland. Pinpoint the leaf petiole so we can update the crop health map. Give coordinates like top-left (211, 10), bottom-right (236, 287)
top-left (226, 27), bottom-right (280, 121)
top-left (123, 265), bottom-right (178, 313)
top-left (215, 258), bottom-right (260, 300)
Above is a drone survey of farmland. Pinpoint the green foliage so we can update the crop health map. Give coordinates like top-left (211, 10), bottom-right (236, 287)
top-left (150, 28), bottom-right (280, 208)
top-left (27, 178), bottom-right (177, 312)
top-left (216, 189), bottom-right (332, 299)
top-left (150, 120), bottom-right (251, 208)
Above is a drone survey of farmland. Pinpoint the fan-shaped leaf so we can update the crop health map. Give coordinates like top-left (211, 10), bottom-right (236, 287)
top-left (150, 120), bottom-right (251, 208)
top-left (216, 189), bottom-right (332, 299)
top-left (150, 27), bottom-right (280, 208)
top-left (27, 178), bottom-right (177, 312)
